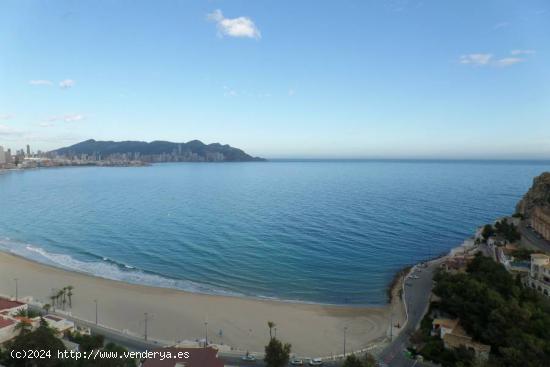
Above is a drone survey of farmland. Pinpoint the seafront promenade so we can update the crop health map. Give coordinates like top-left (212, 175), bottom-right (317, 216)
top-left (0, 251), bottom-right (395, 357)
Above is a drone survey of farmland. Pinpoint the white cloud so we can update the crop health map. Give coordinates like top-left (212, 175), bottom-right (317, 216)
top-left (510, 49), bottom-right (536, 55)
top-left (48, 114), bottom-right (85, 122)
top-left (0, 124), bottom-right (22, 136)
top-left (493, 22), bottom-right (511, 30)
top-left (384, 0), bottom-right (416, 12)
top-left (39, 122), bottom-right (55, 128)
top-left (459, 54), bottom-right (493, 65)
top-left (59, 79), bottom-right (76, 89)
top-left (29, 80), bottom-right (53, 86)
top-left (0, 114), bottom-right (15, 120)
top-left (495, 57), bottom-right (525, 67)
top-left (64, 114), bottom-right (84, 122)
top-left (223, 86), bottom-right (238, 97)
top-left (459, 50), bottom-right (535, 68)
top-left (207, 9), bottom-right (261, 39)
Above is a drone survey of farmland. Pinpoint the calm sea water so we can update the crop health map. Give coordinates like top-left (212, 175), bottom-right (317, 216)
top-left (0, 161), bottom-right (548, 305)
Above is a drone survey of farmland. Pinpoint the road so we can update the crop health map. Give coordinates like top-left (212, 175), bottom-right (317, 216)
top-left (223, 357), bottom-right (346, 367)
top-left (29, 305), bottom-right (343, 367)
top-left (378, 259), bottom-right (442, 367)
top-left (226, 260), bottom-right (442, 367)
top-left (28, 304), bottom-right (165, 352)
top-left (520, 223), bottom-right (550, 253)
top-left (27, 260), bottom-right (442, 367)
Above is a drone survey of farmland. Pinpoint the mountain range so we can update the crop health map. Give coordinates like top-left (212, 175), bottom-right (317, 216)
top-left (50, 139), bottom-right (265, 162)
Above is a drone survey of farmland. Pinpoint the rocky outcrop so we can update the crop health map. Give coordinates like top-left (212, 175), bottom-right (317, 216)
top-left (516, 172), bottom-right (550, 218)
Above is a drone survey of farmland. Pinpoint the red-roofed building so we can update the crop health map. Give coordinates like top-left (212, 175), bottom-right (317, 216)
top-left (0, 317), bottom-right (18, 344)
top-left (0, 297), bottom-right (27, 316)
top-left (142, 347), bottom-right (224, 367)
top-left (0, 318), bottom-right (15, 329)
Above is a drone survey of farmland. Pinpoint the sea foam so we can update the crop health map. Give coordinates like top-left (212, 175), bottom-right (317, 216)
top-left (0, 237), bottom-right (243, 298)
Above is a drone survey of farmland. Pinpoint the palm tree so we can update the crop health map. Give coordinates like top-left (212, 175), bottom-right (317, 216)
top-left (268, 321), bottom-right (276, 339)
top-left (62, 287), bottom-right (68, 305)
top-left (66, 286), bottom-right (74, 308)
top-left (43, 303), bottom-right (51, 314)
top-left (56, 290), bottom-right (64, 309)
top-left (49, 294), bottom-right (57, 311)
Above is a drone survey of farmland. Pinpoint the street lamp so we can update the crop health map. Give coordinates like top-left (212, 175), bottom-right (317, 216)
top-left (390, 313), bottom-right (393, 342)
top-left (14, 278), bottom-right (18, 301)
top-left (93, 299), bottom-right (98, 325)
top-left (343, 326), bottom-right (348, 357)
top-left (144, 312), bottom-right (149, 341)
top-left (204, 321), bottom-right (208, 347)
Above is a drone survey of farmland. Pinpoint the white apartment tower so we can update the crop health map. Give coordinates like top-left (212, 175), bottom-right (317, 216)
top-left (0, 146), bottom-right (5, 164)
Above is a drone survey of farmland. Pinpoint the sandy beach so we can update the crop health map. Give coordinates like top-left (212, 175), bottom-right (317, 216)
top-left (0, 251), bottom-right (403, 356)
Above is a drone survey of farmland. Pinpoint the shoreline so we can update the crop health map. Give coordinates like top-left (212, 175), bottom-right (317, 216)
top-left (0, 246), bottom-right (384, 309)
top-left (0, 236), bottom-right (472, 357)
top-left (0, 229), bottom-right (466, 309)
top-left (0, 250), bottom-right (393, 356)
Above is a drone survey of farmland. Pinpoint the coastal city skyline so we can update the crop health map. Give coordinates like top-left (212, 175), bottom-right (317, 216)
top-left (1, 0), bottom-right (550, 159)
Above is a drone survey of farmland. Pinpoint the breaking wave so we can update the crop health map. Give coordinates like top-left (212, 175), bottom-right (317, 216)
top-left (0, 237), bottom-right (243, 298)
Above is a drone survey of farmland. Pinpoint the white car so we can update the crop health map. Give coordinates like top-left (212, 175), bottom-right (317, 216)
top-left (241, 354), bottom-right (256, 362)
top-left (308, 358), bottom-right (323, 366)
top-left (290, 359), bottom-right (304, 365)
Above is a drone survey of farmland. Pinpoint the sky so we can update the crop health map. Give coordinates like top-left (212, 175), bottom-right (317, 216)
top-left (0, 0), bottom-right (549, 159)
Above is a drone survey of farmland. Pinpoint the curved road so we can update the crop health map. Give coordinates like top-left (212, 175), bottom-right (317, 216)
top-left (378, 259), bottom-right (442, 367)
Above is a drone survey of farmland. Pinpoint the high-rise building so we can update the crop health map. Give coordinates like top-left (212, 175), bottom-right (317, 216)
top-left (26, 145), bottom-right (31, 157)
top-left (0, 146), bottom-right (5, 164)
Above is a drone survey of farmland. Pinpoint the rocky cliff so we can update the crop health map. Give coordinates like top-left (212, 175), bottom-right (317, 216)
top-left (516, 172), bottom-right (550, 218)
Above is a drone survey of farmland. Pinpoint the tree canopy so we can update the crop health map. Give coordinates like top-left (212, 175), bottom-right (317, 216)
top-left (264, 337), bottom-right (291, 367)
top-left (481, 219), bottom-right (521, 243)
top-left (2, 322), bottom-right (70, 367)
top-left (342, 354), bottom-right (376, 367)
top-left (431, 254), bottom-right (550, 367)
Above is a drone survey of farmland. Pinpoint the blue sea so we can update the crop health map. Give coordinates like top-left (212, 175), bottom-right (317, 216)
top-left (0, 160), bottom-right (548, 305)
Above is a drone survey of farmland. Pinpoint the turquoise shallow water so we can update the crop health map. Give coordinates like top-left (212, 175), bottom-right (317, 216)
top-left (0, 160), bottom-right (548, 305)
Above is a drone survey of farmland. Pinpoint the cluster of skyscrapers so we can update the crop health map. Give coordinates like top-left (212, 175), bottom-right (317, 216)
top-left (0, 144), bottom-right (34, 168)
top-left (0, 143), bottom-right (147, 171)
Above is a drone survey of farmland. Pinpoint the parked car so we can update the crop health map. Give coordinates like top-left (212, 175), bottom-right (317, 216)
top-left (308, 358), bottom-right (323, 366)
top-left (290, 359), bottom-right (304, 365)
top-left (241, 353), bottom-right (256, 362)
